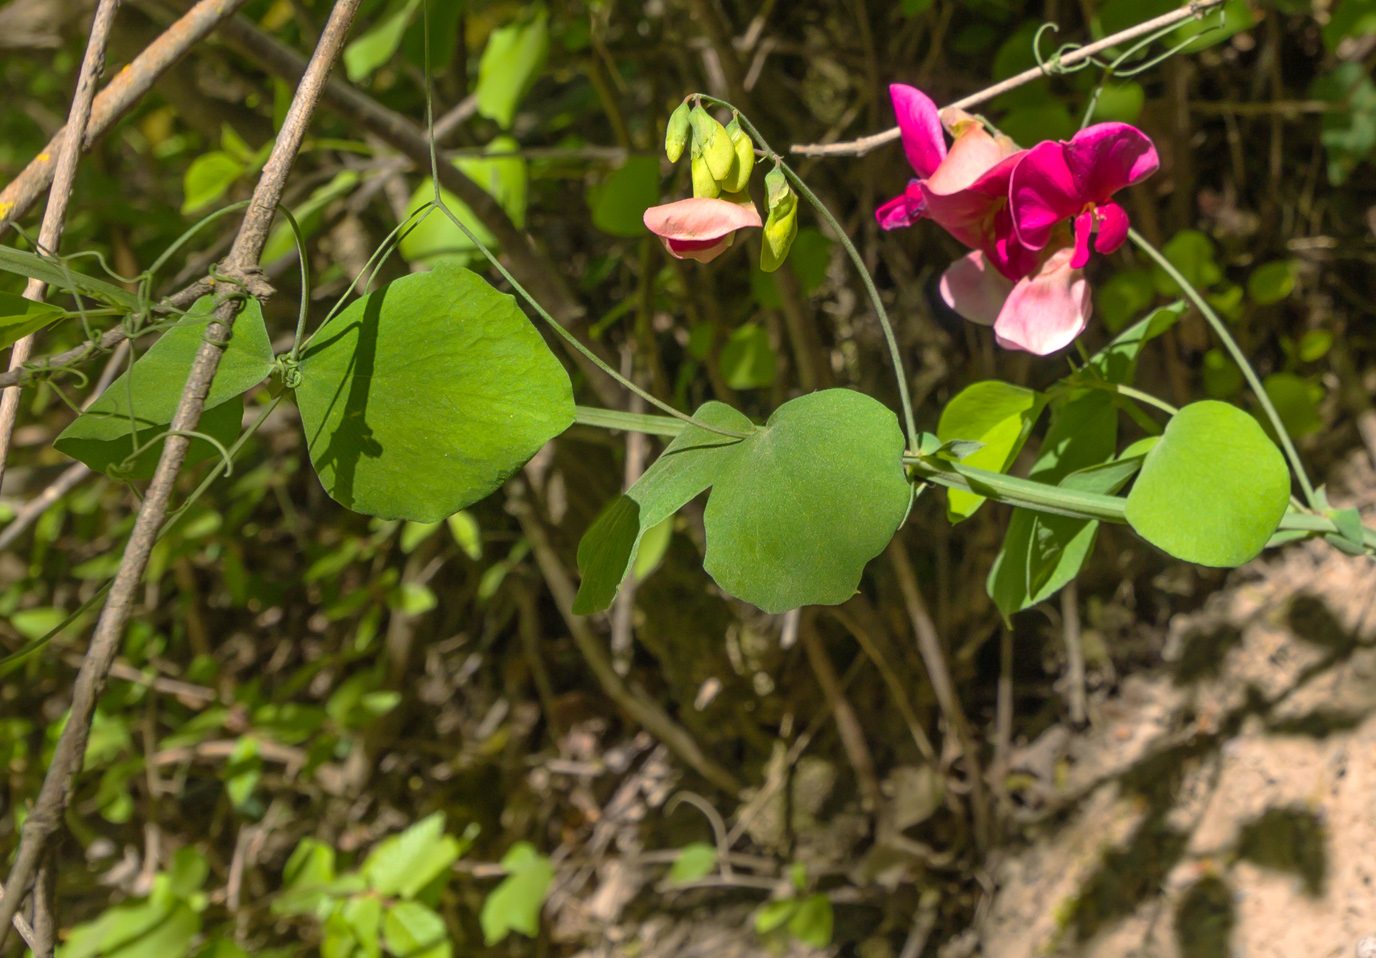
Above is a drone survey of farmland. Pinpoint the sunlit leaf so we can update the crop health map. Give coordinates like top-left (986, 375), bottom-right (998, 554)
top-left (295, 263), bottom-right (574, 521)
top-left (936, 380), bottom-right (1045, 521)
top-left (476, 10), bottom-right (549, 129)
top-left (480, 843), bottom-right (554, 944)
top-left (1126, 400), bottom-right (1290, 566)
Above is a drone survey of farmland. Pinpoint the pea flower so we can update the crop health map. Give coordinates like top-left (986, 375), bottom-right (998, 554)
top-left (1009, 123), bottom-right (1160, 268)
top-left (643, 196), bottom-right (762, 264)
top-left (876, 85), bottom-right (1036, 281)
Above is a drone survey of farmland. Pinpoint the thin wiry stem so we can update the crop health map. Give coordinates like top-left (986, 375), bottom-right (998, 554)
top-left (790, 0), bottom-right (1228, 157)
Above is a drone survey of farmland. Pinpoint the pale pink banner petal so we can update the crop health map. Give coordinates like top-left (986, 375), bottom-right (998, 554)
top-left (992, 248), bottom-right (1091, 355)
top-left (939, 250), bottom-right (1014, 327)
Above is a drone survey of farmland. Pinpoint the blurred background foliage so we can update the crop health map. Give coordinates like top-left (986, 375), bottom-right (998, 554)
top-left (0, 0), bottom-right (1375, 954)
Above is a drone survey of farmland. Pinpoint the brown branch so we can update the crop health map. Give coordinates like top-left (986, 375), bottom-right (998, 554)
top-left (789, 0), bottom-right (1229, 157)
top-left (887, 537), bottom-right (991, 851)
top-left (510, 487), bottom-right (743, 795)
top-left (0, 0), bottom-right (363, 943)
top-left (0, 0), bottom-right (123, 492)
top-left (0, 0), bottom-right (252, 231)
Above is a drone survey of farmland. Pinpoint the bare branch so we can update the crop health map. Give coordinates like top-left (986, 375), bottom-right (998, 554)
top-left (0, 0), bottom-right (123, 491)
top-left (789, 0), bottom-right (1228, 157)
top-left (0, 0), bottom-right (364, 943)
top-left (0, 0), bottom-right (252, 231)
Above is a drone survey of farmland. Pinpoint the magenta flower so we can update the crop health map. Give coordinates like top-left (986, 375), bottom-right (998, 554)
top-left (1009, 123), bottom-right (1160, 268)
top-left (875, 86), bottom-right (1036, 282)
top-left (643, 196), bottom-right (762, 264)
top-left (939, 246), bottom-right (1091, 356)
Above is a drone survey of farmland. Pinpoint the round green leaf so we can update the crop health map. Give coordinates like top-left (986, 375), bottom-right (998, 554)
top-left (703, 389), bottom-right (910, 612)
top-left (589, 156), bottom-right (660, 237)
top-left (719, 322), bottom-right (776, 390)
top-left (295, 263), bottom-right (574, 522)
top-left (475, 11), bottom-right (549, 129)
top-left (1125, 400), bottom-right (1290, 567)
top-left (1262, 372), bottom-right (1323, 440)
top-left (1093, 81), bottom-right (1145, 123)
top-left (1152, 229), bottom-right (1221, 296)
top-left (1247, 260), bottom-right (1296, 305)
top-left (936, 380), bottom-right (1046, 521)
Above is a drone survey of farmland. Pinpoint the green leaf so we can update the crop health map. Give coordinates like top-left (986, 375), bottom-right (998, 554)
top-left (1325, 0), bottom-right (1376, 49)
top-left (1203, 348), bottom-right (1243, 399)
top-left (364, 812), bottom-right (465, 899)
top-left (1152, 229), bottom-right (1221, 296)
top-left (344, 0), bottom-right (422, 82)
top-left (1310, 62), bottom-right (1376, 185)
top-left (754, 900), bottom-right (797, 935)
top-left (262, 170), bottom-right (361, 264)
top-left (1125, 400), bottom-right (1290, 567)
top-left (182, 152), bottom-right (244, 215)
top-left (54, 297), bottom-right (274, 479)
top-left (936, 380), bottom-right (1045, 521)
top-left (447, 511), bottom-right (482, 560)
top-left (382, 901), bottom-right (451, 958)
top-left (668, 842), bottom-right (717, 884)
top-left (1298, 329), bottom-right (1333, 363)
top-left (294, 263), bottom-right (574, 522)
top-left (223, 736), bottom-right (261, 812)
top-left (719, 322), bottom-right (776, 390)
top-left (999, 101), bottom-right (1077, 148)
top-left (476, 10), bottom-right (549, 129)
top-left (400, 520), bottom-right (442, 554)
top-left (589, 156), bottom-right (660, 237)
top-left (400, 137), bottom-right (528, 264)
top-left (481, 843), bottom-right (554, 945)
top-left (0, 247), bottom-right (141, 310)
top-left (788, 894), bottom-right (834, 948)
top-left (1092, 81), bottom-right (1145, 124)
top-left (573, 402), bottom-right (752, 614)
top-left (1262, 372), bottom-right (1323, 440)
top-left (1087, 301), bottom-right (1185, 384)
top-left (1248, 260), bottom-right (1296, 305)
top-left (0, 291), bottom-right (63, 350)
top-left (1095, 268), bottom-right (1156, 334)
top-left (702, 390), bottom-right (911, 612)
top-left (389, 582), bottom-right (437, 615)
top-left (632, 516), bottom-right (673, 580)
top-left (343, 896), bottom-right (382, 958)
top-left (167, 846), bottom-right (210, 898)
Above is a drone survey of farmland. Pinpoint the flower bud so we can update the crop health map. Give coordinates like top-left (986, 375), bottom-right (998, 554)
top-left (690, 139), bottom-right (721, 198)
top-left (760, 166), bottom-right (798, 273)
top-left (689, 105), bottom-right (735, 181)
top-left (665, 101), bottom-right (691, 163)
top-left (719, 118), bottom-right (755, 194)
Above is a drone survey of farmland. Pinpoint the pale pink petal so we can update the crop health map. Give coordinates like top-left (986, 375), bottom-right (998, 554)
top-left (643, 197), bottom-right (762, 243)
top-left (1063, 123), bottom-right (1160, 203)
top-left (925, 126), bottom-right (1008, 196)
top-left (1070, 210), bottom-right (1094, 269)
top-left (663, 233), bottom-right (733, 263)
top-left (939, 250), bottom-right (1014, 326)
top-left (1009, 140), bottom-right (1082, 251)
top-left (891, 84), bottom-right (946, 179)
top-left (1093, 202), bottom-right (1129, 255)
top-left (992, 247), bottom-right (1091, 355)
top-left (875, 182), bottom-right (926, 230)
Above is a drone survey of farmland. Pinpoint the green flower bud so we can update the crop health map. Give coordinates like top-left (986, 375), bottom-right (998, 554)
top-left (665, 101), bottom-right (691, 163)
top-left (760, 167), bottom-right (798, 273)
top-left (689, 105), bottom-right (735, 181)
top-left (690, 139), bottom-right (721, 198)
top-left (719, 117), bottom-right (755, 194)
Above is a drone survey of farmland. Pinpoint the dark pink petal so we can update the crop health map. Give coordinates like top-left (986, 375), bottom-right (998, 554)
top-left (1062, 123), bottom-right (1160, 203)
top-left (891, 84), bottom-right (946, 179)
top-left (875, 181), bottom-right (926, 230)
top-left (1093, 202), bottom-right (1129, 255)
top-left (643, 197), bottom-right (762, 243)
top-left (939, 251), bottom-right (1014, 326)
top-left (1070, 210), bottom-right (1094, 269)
top-left (1010, 140), bottom-right (1082, 251)
top-left (663, 234), bottom-right (733, 263)
top-left (992, 247), bottom-right (1091, 355)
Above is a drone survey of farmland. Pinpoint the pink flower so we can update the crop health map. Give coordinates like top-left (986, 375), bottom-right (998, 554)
top-left (1009, 123), bottom-right (1159, 268)
top-left (939, 247), bottom-right (1091, 356)
top-left (643, 196), bottom-right (762, 264)
top-left (875, 86), bottom-right (1036, 281)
